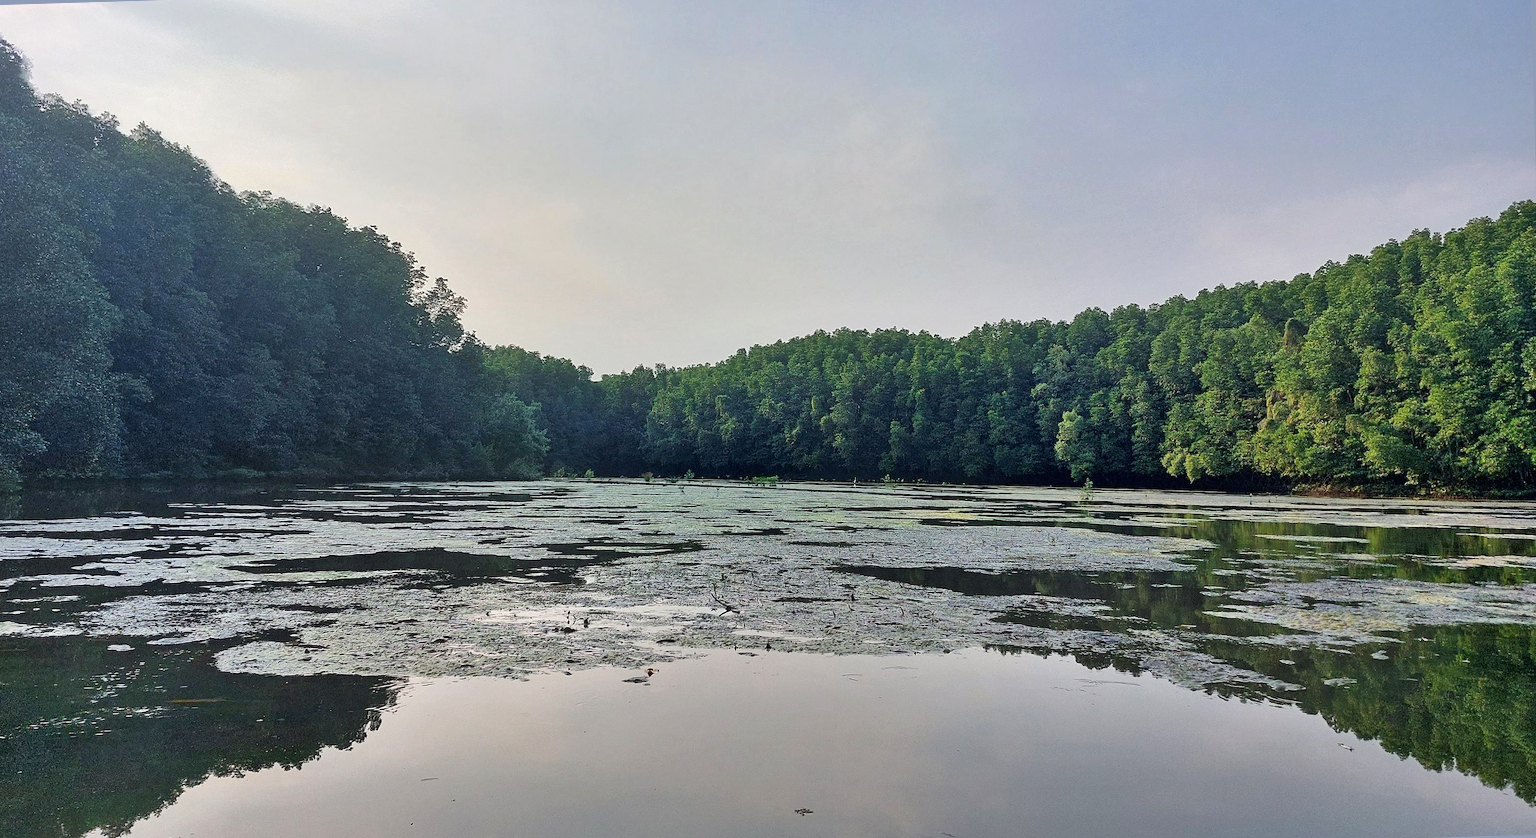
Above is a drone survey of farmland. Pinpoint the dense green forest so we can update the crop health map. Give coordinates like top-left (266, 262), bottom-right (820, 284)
top-left (5, 36), bottom-right (1536, 493)
top-left (500, 201), bottom-right (1536, 493)
top-left (0, 40), bottom-right (545, 490)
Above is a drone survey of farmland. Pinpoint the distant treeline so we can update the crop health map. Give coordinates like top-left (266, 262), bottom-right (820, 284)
top-left (495, 203), bottom-right (1536, 493)
top-left (5, 37), bottom-right (1536, 493)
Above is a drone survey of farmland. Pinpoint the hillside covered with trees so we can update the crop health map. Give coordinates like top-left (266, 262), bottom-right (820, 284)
top-left (4, 37), bottom-right (1536, 494)
top-left (0, 40), bottom-right (546, 490)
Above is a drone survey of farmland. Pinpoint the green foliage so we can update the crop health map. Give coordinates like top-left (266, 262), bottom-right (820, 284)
top-left (0, 46), bottom-right (118, 487)
top-left (478, 393), bottom-right (547, 479)
top-left (482, 345), bottom-right (617, 475)
top-left (505, 205), bottom-right (1536, 491)
top-left (6, 31), bottom-right (1536, 493)
top-left (1054, 410), bottom-right (1094, 481)
top-left (0, 40), bottom-right (543, 486)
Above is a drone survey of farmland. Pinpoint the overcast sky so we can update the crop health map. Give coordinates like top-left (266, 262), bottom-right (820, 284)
top-left (0, 1), bottom-right (1531, 373)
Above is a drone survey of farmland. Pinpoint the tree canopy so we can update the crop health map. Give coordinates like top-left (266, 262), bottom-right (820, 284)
top-left (0, 39), bottom-right (544, 489)
top-left (496, 203), bottom-right (1536, 493)
top-left (4, 35), bottom-right (1536, 494)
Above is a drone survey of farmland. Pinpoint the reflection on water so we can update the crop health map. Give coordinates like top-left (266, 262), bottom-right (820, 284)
top-left (0, 636), bottom-right (396, 838)
top-left (4, 481), bottom-right (1536, 836)
top-left (1215, 623), bottom-right (1536, 803)
top-left (98, 650), bottom-right (1536, 838)
top-left (231, 547), bottom-right (613, 586)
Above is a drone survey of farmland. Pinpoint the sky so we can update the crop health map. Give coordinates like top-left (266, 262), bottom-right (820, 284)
top-left (0, 0), bottom-right (1531, 374)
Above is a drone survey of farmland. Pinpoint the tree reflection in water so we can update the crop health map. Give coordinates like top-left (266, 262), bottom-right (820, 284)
top-left (0, 637), bottom-right (398, 838)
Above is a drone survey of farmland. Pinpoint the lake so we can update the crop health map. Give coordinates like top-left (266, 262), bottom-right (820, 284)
top-left (3, 480), bottom-right (1536, 837)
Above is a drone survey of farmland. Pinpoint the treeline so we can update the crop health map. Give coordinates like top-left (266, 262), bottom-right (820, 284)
top-left (0, 40), bottom-right (545, 490)
top-left (502, 200), bottom-right (1536, 491)
top-left (6, 35), bottom-right (1536, 493)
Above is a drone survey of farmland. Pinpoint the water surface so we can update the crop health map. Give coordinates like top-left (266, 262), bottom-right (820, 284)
top-left (4, 480), bottom-right (1536, 836)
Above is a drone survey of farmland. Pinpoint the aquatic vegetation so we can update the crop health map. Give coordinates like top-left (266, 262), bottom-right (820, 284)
top-left (5, 480), bottom-right (1536, 809)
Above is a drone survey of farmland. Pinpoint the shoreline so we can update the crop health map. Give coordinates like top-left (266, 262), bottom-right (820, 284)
top-left (9, 471), bottom-right (1536, 504)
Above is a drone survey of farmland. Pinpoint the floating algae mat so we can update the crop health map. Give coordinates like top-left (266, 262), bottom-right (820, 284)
top-left (4, 481), bottom-right (1536, 837)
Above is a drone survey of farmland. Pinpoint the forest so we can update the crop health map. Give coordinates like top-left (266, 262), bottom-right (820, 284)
top-left (5, 37), bottom-right (1536, 494)
top-left (490, 198), bottom-right (1536, 493)
top-left (0, 39), bottom-right (545, 491)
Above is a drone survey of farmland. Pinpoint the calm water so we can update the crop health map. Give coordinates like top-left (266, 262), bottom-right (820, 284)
top-left (4, 480), bottom-right (1536, 837)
